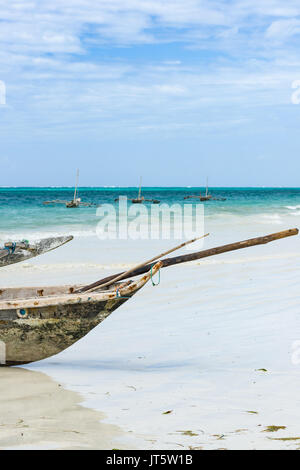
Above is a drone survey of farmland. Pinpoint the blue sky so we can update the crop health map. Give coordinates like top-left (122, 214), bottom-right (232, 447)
top-left (1, 0), bottom-right (300, 187)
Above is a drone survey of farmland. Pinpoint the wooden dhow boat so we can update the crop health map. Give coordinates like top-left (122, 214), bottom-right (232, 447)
top-left (184, 179), bottom-right (226, 202)
top-left (130, 177), bottom-right (160, 204)
top-left (0, 263), bottom-right (161, 366)
top-left (0, 228), bottom-right (298, 366)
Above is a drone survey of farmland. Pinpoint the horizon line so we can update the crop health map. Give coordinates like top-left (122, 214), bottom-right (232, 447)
top-left (0, 185), bottom-right (300, 189)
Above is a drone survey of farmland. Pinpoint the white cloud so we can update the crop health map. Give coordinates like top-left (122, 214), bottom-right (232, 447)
top-left (266, 19), bottom-right (300, 39)
top-left (0, 0), bottom-right (299, 53)
top-left (154, 84), bottom-right (187, 95)
top-left (0, 0), bottom-right (300, 139)
top-left (1, 1), bottom-right (300, 55)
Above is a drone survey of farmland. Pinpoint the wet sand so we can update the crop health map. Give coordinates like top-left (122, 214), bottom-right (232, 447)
top-left (0, 367), bottom-right (122, 450)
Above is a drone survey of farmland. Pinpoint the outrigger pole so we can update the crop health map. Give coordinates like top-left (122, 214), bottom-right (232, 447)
top-left (82, 233), bottom-right (210, 293)
top-left (78, 228), bottom-right (299, 293)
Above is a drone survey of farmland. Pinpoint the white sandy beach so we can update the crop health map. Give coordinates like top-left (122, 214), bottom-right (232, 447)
top-left (0, 215), bottom-right (300, 450)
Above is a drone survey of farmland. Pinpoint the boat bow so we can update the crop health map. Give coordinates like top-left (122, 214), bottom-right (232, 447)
top-left (0, 236), bottom-right (73, 267)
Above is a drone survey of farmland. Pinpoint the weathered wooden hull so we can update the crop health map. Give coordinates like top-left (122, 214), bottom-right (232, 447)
top-left (0, 236), bottom-right (73, 267)
top-left (131, 199), bottom-right (144, 204)
top-left (66, 199), bottom-right (80, 208)
top-left (0, 297), bottom-right (126, 366)
top-left (0, 263), bottom-right (161, 366)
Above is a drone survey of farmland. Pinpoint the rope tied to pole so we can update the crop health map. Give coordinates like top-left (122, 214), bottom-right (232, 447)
top-left (150, 263), bottom-right (161, 286)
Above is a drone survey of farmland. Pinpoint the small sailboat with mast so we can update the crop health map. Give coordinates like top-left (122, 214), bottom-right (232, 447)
top-left (184, 178), bottom-right (226, 202)
top-left (131, 177), bottom-right (160, 204)
top-left (44, 170), bottom-right (97, 208)
top-left (66, 169), bottom-right (80, 208)
top-left (184, 178), bottom-right (212, 201)
top-left (131, 177), bottom-right (144, 203)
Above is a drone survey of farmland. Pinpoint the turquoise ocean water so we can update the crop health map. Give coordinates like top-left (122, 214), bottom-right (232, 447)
top-left (0, 187), bottom-right (300, 240)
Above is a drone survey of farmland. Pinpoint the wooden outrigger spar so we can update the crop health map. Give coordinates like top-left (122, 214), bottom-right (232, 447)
top-left (43, 200), bottom-right (96, 207)
top-left (78, 228), bottom-right (298, 292)
top-left (83, 233), bottom-right (210, 293)
top-left (0, 228), bottom-right (298, 366)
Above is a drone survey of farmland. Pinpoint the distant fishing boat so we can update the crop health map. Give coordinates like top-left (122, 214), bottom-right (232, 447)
top-left (66, 169), bottom-right (80, 207)
top-left (131, 177), bottom-right (144, 203)
top-left (184, 178), bottom-right (226, 202)
top-left (0, 228), bottom-right (298, 366)
top-left (130, 177), bottom-right (160, 204)
top-left (44, 170), bottom-right (96, 208)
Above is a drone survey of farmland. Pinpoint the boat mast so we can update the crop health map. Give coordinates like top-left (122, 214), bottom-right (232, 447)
top-left (74, 169), bottom-right (79, 202)
top-left (138, 176), bottom-right (142, 200)
top-left (206, 177), bottom-right (208, 197)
